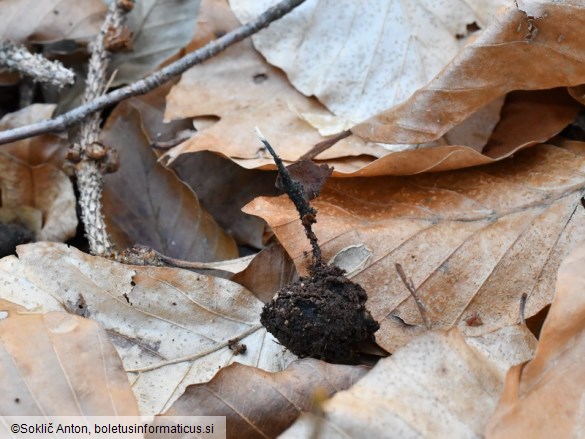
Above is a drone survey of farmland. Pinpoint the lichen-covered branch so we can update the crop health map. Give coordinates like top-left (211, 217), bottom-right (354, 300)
top-left (71, 0), bottom-right (131, 256)
top-left (0, 40), bottom-right (74, 87)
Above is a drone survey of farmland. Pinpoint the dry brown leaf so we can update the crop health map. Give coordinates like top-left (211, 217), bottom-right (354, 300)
top-left (231, 241), bottom-right (299, 303)
top-left (0, 242), bottom-right (297, 415)
top-left (230, 0), bottom-right (509, 126)
top-left (0, 151), bottom-right (76, 242)
top-left (108, 0), bottom-right (201, 85)
top-left (170, 151), bottom-right (280, 249)
top-left (486, 240), bottom-right (585, 438)
top-left (352, 2), bottom-right (585, 145)
top-left (163, 358), bottom-right (367, 439)
top-left (281, 326), bottom-right (535, 439)
top-left (163, 0), bottom-right (385, 165)
top-left (101, 89), bottom-right (237, 261)
top-left (244, 144), bottom-right (585, 352)
top-left (0, 0), bottom-right (105, 43)
top-left (0, 299), bottom-right (138, 416)
top-left (334, 88), bottom-right (579, 176)
top-left (0, 104), bottom-right (68, 167)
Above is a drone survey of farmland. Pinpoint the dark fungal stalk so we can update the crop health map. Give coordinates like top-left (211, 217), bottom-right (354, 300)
top-left (255, 128), bottom-right (323, 269)
top-left (256, 129), bottom-right (379, 364)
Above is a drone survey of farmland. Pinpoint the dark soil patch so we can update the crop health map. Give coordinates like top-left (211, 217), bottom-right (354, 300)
top-left (261, 263), bottom-right (379, 364)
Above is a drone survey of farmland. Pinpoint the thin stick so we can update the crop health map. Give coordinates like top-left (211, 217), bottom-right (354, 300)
top-left (519, 293), bottom-right (528, 325)
top-left (0, 0), bottom-right (307, 145)
top-left (395, 263), bottom-right (431, 329)
top-left (299, 130), bottom-right (351, 161)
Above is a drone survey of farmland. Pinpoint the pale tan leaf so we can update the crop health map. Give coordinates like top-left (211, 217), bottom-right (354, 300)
top-left (0, 242), bottom-right (297, 415)
top-left (101, 88), bottom-right (238, 261)
top-left (0, 152), bottom-right (76, 242)
top-left (108, 0), bottom-right (201, 85)
top-left (0, 299), bottom-right (138, 416)
top-left (486, 240), bottom-right (585, 438)
top-left (163, 0), bottom-right (385, 165)
top-left (352, 1), bottom-right (585, 146)
top-left (280, 326), bottom-right (535, 439)
top-left (163, 359), bottom-right (367, 439)
top-left (0, 0), bottom-right (105, 43)
top-left (229, 0), bottom-right (510, 125)
top-left (244, 144), bottom-right (585, 352)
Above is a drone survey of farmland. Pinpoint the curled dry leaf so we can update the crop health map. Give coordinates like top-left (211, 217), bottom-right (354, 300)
top-left (163, 358), bottom-right (368, 439)
top-left (0, 0), bottom-right (105, 43)
top-left (334, 88), bottom-right (579, 176)
top-left (0, 299), bottom-right (138, 416)
top-left (352, 1), bottom-right (585, 145)
top-left (281, 326), bottom-right (536, 439)
top-left (486, 240), bottom-right (585, 438)
top-left (244, 144), bottom-right (585, 352)
top-left (101, 87), bottom-right (238, 261)
top-left (163, 0), bottom-right (385, 165)
top-left (0, 242), bottom-right (297, 415)
top-left (108, 0), bottom-right (201, 85)
top-left (0, 151), bottom-right (76, 242)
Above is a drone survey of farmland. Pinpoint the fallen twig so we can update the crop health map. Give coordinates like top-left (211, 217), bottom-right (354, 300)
top-left (395, 263), bottom-right (431, 330)
top-left (0, 0), bottom-right (307, 145)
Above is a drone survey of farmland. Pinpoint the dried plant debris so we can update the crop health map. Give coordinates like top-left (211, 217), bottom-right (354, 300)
top-left (256, 130), bottom-right (379, 363)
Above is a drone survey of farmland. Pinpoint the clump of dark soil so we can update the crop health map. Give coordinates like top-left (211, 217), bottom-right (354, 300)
top-left (261, 263), bottom-right (379, 363)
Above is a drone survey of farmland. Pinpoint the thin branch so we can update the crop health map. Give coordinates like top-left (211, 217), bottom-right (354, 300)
top-left (300, 130), bottom-right (351, 161)
top-left (395, 263), bottom-right (431, 330)
top-left (0, 0), bottom-right (307, 145)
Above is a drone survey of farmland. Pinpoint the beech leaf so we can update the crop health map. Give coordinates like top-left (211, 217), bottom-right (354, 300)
top-left (163, 359), bottom-right (368, 439)
top-left (164, 0), bottom-right (385, 165)
top-left (0, 242), bottom-right (296, 415)
top-left (281, 326), bottom-right (535, 438)
top-left (229, 0), bottom-right (510, 125)
top-left (108, 0), bottom-right (201, 85)
top-left (0, 299), bottom-right (138, 416)
top-left (244, 144), bottom-right (585, 352)
top-left (486, 240), bottom-right (585, 438)
top-left (101, 88), bottom-right (238, 261)
top-left (0, 0), bottom-right (105, 43)
top-left (353, 1), bottom-right (585, 146)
